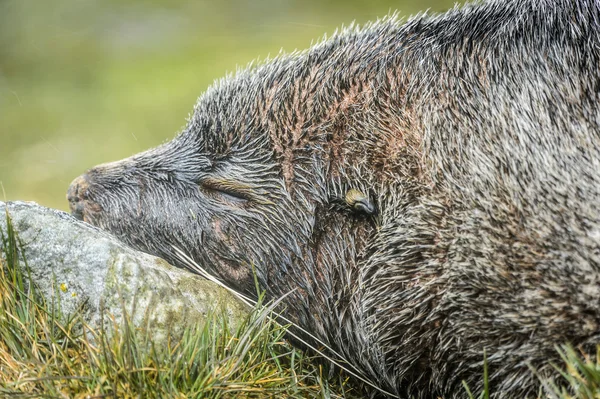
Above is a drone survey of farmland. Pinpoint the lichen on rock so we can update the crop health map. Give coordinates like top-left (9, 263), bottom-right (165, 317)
top-left (0, 200), bottom-right (248, 343)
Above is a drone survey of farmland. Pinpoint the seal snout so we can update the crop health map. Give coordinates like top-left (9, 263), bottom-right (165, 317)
top-left (67, 174), bottom-right (91, 221)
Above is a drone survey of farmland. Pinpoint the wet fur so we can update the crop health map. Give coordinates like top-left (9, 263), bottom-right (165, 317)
top-left (69, 0), bottom-right (600, 397)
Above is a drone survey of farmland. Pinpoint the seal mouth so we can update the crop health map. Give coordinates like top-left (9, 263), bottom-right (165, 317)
top-left (67, 174), bottom-right (90, 221)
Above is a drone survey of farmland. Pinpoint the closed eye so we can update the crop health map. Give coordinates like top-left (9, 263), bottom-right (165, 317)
top-left (201, 177), bottom-right (254, 202)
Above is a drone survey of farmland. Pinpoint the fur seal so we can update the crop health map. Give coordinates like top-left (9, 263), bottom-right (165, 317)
top-left (68, 0), bottom-right (600, 397)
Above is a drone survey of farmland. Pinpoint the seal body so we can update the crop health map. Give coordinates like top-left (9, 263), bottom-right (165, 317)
top-left (68, 0), bottom-right (600, 397)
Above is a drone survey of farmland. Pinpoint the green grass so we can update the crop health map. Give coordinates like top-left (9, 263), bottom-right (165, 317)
top-left (0, 211), bottom-right (359, 398)
top-left (546, 346), bottom-right (600, 399)
top-left (460, 347), bottom-right (600, 399)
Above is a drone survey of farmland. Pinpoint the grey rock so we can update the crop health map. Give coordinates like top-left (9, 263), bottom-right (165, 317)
top-left (0, 200), bottom-right (248, 341)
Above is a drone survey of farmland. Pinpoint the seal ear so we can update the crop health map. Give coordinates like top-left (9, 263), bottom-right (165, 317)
top-left (345, 189), bottom-right (376, 215)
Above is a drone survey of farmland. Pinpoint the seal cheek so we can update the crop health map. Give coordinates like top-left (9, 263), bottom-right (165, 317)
top-left (207, 218), bottom-right (254, 285)
top-left (209, 218), bottom-right (247, 264)
top-left (211, 218), bottom-right (234, 246)
top-left (212, 218), bottom-right (223, 237)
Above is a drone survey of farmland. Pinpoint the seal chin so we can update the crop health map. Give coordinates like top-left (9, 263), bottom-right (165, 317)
top-left (67, 174), bottom-right (89, 221)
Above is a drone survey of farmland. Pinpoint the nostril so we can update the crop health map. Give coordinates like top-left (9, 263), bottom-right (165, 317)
top-left (67, 174), bottom-right (89, 201)
top-left (67, 183), bottom-right (79, 204)
top-left (67, 174), bottom-right (91, 220)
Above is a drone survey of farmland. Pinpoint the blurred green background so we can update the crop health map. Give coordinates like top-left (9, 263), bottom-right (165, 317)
top-left (1, 0), bottom-right (459, 211)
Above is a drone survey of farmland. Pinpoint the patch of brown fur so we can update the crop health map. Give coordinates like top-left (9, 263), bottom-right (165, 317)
top-left (319, 77), bottom-right (373, 179)
top-left (260, 84), bottom-right (294, 189)
top-left (260, 59), bottom-right (430, 194)
top-left (260, 67), bottom-right (323, 192)
top-left (372, 110), bottom-right (425, 182)
top-left (352, 70), bottom-right (429, 188)
top-left (475, 54), bottom-right (489, 88)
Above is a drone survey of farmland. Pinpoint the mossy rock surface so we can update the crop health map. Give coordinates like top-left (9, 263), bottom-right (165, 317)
top-left (0, 200), bottom-right (248, 342)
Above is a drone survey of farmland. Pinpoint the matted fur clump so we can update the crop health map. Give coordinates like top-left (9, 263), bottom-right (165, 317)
top-left (67, 0), bottom-right (600, 397)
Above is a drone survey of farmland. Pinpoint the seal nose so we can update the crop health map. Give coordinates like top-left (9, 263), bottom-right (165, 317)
top-left (67, 174), bottom-right (90, 221)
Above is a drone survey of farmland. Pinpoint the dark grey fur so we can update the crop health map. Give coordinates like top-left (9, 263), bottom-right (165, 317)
top-left (67, 0), bottom-right (600, 397)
